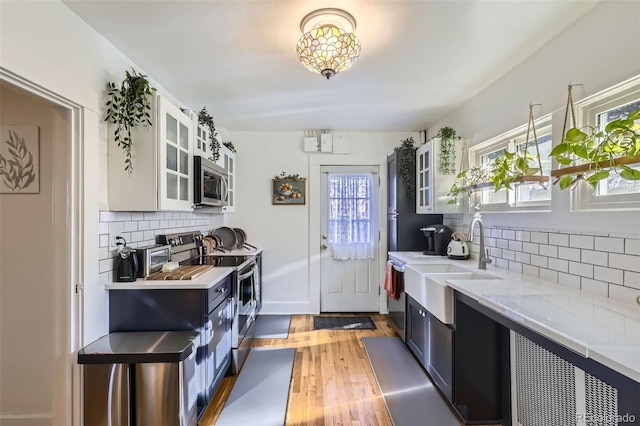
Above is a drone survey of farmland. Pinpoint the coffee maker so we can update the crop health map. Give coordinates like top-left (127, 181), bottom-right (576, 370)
top-left (420, 225), bottom-right (453, 256)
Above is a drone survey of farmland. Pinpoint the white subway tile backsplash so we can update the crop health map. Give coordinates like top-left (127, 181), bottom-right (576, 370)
top-left (108, 222), bottom-right (124, 236)
top-left (581, 250), bottom-right (608, 267)
top-left (508, 261), bottom-right (523, 273)
top-left (99, 222), bottom-right (109, 234)
top-left (548, 233), bottom-right (569, 247)
top-left (558, 247), bottom-right (581, 262)
top-left (130, 231), bottom-right (144, 243)
top-left (593, 266), bottom-right (623, 285)
top-left (138, 221), bottom-right (150, 231)
top-left (624, 271), bottom-right (640, 289)
top-left (502, 250), bottom-right (515, 261)
top-left (497, 239), bottom-right (509, 249)
top-left (99, 258), bottom-right (113, 274)
top-left (502, 230), bottom-right (515, 240)
top-left (569, 261), bottom-right (593, 278)
top-left (515, 231), bottom-right (530, 242)
top-left (558, 272), bottom-right (581, 289)
top-left (490, 229), bottom-right (502, 238)
top-left (124, 221), bottom-right (138, 232)
top-left (99, 234), bottom-right (109, 248)
top-left (530, 232), bottom-right (549, 244)
top-left (595, 236), bottom-right (624, 253)
top-left (608, 284), bottom-right (640, 304)
top-left (625, 239), bottom-right (640, 256)
top-left (509, 241), bottom-right (523, 252)
top-left (548, 258), bottom-right (569, 273)
top-left (581, 278), bottom-right (608, 297)
top-left (522, 264), bottom-right (539, 278)
top-left (131, 212), bottom-right (144, 220)
top-left (610, 253), bottom-right (640, 273)
top-left (539, 268), bottom-right (558, 282)
top-left (495, 258), bottom-right (509, 269)
top-left (522, 242), bottom-right (539, 254)
top-left (116, 212), bottom-right (132, 221)
top-left (515, 252), bottom-right (530, 264)
top-left (143, 230), bottom-right (156, 240)
top-left (149, 220), bottom-right (160, 229)
top-left (539, 245), bottom-right (558, 258)
top-left (569, 234), bottom-right (594, 250)
top-left (530, 255), bottom-right (548, 268)
top-left (99, 211), bottom-right (118, 222)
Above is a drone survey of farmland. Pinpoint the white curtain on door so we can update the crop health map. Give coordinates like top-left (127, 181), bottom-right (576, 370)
top-left (328, 173), bottom-right (375, 260)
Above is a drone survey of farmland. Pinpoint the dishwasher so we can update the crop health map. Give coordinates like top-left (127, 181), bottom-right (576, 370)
top-left (387, 257), bottom-right (407, 341)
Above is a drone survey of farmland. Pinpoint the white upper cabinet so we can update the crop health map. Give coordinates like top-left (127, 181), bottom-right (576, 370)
top-left (416, 139), bottom-right (463, 214)
top-left (219, 145), bottom-right (236, 213)
top-left (108, 93), bottom-right (193, 211)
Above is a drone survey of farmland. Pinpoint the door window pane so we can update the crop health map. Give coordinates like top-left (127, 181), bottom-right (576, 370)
top-left (166, 173), bottom-right (177, 200)
top-left (179, 123), bottom-right (189, 149)
top-left (166, 144), bottom-right (177, 171)
top-left (179, 176), bottom-right (189, 201)
top-left (166, 115), bottom-right (177, 144)
top-left (516, 133), bottom-right (552, 202)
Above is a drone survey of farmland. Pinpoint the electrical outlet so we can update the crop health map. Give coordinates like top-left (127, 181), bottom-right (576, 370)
top-left (110, 235), bottom-right (118, 249)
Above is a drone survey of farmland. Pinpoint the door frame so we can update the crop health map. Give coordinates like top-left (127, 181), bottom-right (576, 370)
top-left (309, 154), bottom-right (388, 314)
top-left (1, 68), bottom-right (83, 426)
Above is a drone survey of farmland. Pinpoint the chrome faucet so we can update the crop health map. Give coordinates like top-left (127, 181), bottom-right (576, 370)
top-left (467, 213), bottom-right (492, 270)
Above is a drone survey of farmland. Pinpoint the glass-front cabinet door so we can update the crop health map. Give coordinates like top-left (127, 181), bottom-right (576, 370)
top-left (158, 96), bottom-right (193, 211)
top-left (220, 146), bottom-right (235, 213)
top-left (416, 141), bottom-right (433, 213)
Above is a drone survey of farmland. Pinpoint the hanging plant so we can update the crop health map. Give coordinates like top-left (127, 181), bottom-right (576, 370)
top-left (436, 127), bottom-right (460, 175)
top-left (447, 166), bottom-right (490, 205)
top-left (223, 141), bottom-right (236, 153)
top-left (198, 107), bottom-right (220, 162)
top-left (550, 107), bottom-right (640, 189)
top-left (105, 68), bottom-right (155, 174)
top-left (394, 137), bottom-right (417, 198)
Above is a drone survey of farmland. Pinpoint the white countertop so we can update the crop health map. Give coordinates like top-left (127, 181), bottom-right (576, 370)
top-left (105, 266), bottom-right (233, 290)
top-left (389, 251), bottom-right (640, 383)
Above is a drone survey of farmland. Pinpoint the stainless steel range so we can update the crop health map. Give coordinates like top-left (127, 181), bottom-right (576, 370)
top-left (206, 252), bottom-right (261, 373)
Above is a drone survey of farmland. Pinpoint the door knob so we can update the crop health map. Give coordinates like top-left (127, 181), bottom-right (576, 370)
top-left (321, 244), bottom-right (328, 249)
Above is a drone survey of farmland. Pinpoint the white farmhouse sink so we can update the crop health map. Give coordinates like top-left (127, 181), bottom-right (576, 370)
top-left (404, 265), bottom-right (500, 325)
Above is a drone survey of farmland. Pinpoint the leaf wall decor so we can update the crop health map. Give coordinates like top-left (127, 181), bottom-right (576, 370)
top-left (0, 126), bottom-right (39, 194)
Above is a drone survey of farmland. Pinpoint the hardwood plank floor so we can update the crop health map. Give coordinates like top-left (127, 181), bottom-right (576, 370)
top-left (199, 314), bottom-right (397, 425)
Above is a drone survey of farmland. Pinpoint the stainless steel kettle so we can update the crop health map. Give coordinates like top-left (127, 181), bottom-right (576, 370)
top-left (447, 232), bottom-right (470, 260)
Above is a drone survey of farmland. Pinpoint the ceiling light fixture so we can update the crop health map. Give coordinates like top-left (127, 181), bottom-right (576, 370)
top-left (296, 8), bottom-right (361, 80)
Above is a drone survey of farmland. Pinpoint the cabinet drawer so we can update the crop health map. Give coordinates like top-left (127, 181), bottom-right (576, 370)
top-left (208, 275), bottom-right (231, 311)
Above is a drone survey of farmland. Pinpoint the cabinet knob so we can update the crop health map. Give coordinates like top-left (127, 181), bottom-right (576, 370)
top-left (321, 244), bottom-right (328, 250)
top-left (322, 235), bottom-right (328, 240)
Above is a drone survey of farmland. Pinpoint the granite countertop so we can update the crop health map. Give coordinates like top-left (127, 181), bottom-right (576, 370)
top-left (389, 251), bottom-right (640, 383)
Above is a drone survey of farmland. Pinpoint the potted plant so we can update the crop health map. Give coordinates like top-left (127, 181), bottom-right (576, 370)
top-left (394, 137), bottom-right (417, 198)
top-left (550, 107), bottom-right (640, 189)
top-left (436, 127), bottom-right (460, 175)
top-left (447, 149), bottom-right (547, 205)
top-left (198, 107), bottom-right (221, 162)
top-left (105, 68), bottom-right (155, 174)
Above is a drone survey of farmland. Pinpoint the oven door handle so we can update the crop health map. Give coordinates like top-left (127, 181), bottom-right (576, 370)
top-left (392, 264), bottom-right (404, 273)
top-left (238, 269), bottom-right (255, 281)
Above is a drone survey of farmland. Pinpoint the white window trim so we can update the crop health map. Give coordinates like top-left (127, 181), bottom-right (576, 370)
top-left (470, 117), bottom-right (552, 213)
top-left (570, 75), bottom-right (640, 212)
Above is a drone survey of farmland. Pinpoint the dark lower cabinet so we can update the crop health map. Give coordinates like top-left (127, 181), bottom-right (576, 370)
top-left (109, 275), bottom-right (232, 419)
top-left (405, 294), bottom-right (506, 425)
top-left (406, 295), bottom-right (428, 365)
top-left (453, 296), bottom-right (506, 424)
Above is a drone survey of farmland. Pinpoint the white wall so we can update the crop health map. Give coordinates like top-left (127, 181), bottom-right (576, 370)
top-left (0, 83), bottom-right (55, 424)
top-left (228, 131), bottom-right (417, 313)
top-left (427, 0), bottom-right (640, 237)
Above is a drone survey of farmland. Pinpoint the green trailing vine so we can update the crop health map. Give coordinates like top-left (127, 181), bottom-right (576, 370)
top-left (105, 68), bottom-right (154, 174)
top-left (198, 107), bottom-right (220, 162)
top-left (273, 171), bottom-right (303, 179)
top-left (447, 166), bottom-right (490, 205)
top-left (550, 107), bottom-right (640, 190)
top-left (394, 137), bottom-right (417, 198)
top-left (436, 127), bottom-right (460, 175)
top-left (223, 141), bottom-right (236, 153)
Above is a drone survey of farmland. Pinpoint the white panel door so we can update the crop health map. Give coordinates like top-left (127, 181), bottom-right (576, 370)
top-left (320, 165), bottom-right (379, 312)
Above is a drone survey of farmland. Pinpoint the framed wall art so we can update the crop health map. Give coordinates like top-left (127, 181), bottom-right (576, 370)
top-left (272, 178), bottom-right (306, 205)
top-left (0, 125), bottom-right (40, 194)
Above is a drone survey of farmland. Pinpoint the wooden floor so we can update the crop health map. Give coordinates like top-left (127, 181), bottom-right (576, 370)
top-left (199, 314), bottom-right (397, 426)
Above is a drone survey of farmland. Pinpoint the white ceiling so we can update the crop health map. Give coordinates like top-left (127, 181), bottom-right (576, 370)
top-left (63, 0), bottom-right (599, 132)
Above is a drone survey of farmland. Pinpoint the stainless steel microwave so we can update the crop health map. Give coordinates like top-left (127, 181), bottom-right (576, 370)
top-left (194, 156), bottom-right (229, 207)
